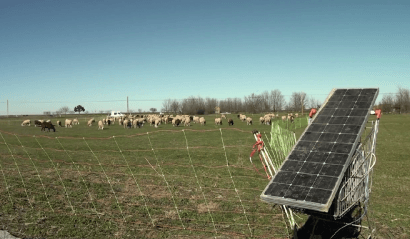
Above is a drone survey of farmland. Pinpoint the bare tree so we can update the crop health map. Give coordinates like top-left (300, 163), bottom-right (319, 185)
top-left (138, 109), bottom-right (142, 113)
top-left (395, 86), bottom-right (410, 113)
top-left (170, 99), bottom-right (180, 114)
top-left (380, 94), bottom-right (394, 113)
top-left (162, 98), bottom-right (172, 113)
top-left (205, 97), bottom-right (218, 114)
top-left (270, 89), bottom-right (285, 112)
top-left (59, 106), bottom-right (70, 114)
top-left (149, 108), bottom-right (157, 113)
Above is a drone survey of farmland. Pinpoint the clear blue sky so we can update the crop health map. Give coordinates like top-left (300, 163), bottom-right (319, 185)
top-left (1, 0), bottom-right (409, 115)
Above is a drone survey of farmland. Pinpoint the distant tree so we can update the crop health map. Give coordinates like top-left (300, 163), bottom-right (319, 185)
top-left (138, 109), bottom-right (142, 113)
top-left (380, 94), bottom-right (394, 113)
top-left (149, 108), bottom-right (157, 113)
top-left (74, 105), bottom-right (85, 114)
top-left (59, 106), bottom-right (70, 114)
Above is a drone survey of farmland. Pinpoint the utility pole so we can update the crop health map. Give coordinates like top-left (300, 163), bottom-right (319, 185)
top-left (7, 100), bottom-right (9, 118)
top-left (127, 96), bottom-right (129, 113)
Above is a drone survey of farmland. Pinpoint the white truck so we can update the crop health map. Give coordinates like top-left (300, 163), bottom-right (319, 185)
top-left (108, 111), bottom-right (125, 118)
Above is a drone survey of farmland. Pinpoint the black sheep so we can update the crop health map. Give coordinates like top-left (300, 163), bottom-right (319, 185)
top-left (41, 122), bottom-right (56, 132)
top-left (228, 118), bottom-right (234, 126)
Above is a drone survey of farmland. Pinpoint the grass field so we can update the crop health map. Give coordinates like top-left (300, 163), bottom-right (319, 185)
top-left (0, 113), bottom-right (408, 238)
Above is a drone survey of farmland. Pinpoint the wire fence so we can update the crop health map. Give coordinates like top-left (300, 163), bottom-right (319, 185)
top-left (0, 127), bottom-right (296, 238)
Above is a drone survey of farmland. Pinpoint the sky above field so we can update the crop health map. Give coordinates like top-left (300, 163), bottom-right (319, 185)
top-left (1, 0), bottom-right (409, 115)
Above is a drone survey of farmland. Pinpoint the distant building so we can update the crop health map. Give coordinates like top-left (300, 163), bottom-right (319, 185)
top-left (215, 106), bottom-right (220, 114)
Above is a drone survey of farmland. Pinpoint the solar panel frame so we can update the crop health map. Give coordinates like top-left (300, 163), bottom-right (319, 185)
top-left (260, 88), bottom-right (379, 212)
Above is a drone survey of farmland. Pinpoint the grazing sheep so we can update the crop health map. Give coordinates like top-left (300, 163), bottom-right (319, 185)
top-left (65, 119), bottom-right (73, 128)
top-left (193, 116), bottom-right (200, 124)
top-left (87, 118), bottom-right (95, 127)
top-left (46, 120), bottom-right (51, 123)
top-left (34, 120), bottom-right (43, 127)
top-left (295, 113), bottom-right (299, 118)
top-left (281, 116), bottom-right (287, 122)
top-left (246, 117), bottom-right (253, 125)
top-left (21, 119), bottom-right (31, 126)
top-left (221, 114), bottom-right (226, 119)
top-left (98, 120), bottom-right (104, 130)
top-left (215, 118), bottom-right (222, 125)
top-left (56, 120), bottom-right (62, 127)
top-left (154, 119), bottom-right (161, 128)
top-left (102, 118), bottom-right (106, 125)
top-left (172, 118), bottom-right (181, 127)
top-left (199, 117), bottom-right (206, 125)
top-left (184, 117), bottom-right (191, 126)
top-left (72, 118), bottom-right (79, 125)
top-left (259, 117), bottom-right (265, 125)
top-left (228, 118), bottom-right (234, 126)
top-left (41, 122), bottom-right (56, 132)
top-left (123, 119), bottom-right (130, 129)
top-left (240, 115), bottom-right (247, 122)
top-left (133, 119), bottom-right (141, 128)
top-left (289, 115), bottom-right (295, 123)
top-left (264, 116), bottom-right (271, 125)
top-left (119, 118), bottom-right (123, 126)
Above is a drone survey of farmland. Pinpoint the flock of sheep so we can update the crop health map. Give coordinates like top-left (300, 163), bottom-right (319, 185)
top-left (20, 112), bottom-right (300, 132)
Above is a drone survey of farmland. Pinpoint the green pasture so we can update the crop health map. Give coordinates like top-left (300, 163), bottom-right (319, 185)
top-left (0, 113), bottom-right (408, 238)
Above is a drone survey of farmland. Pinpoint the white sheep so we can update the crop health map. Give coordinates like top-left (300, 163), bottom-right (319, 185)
top-left (123, 119), bottom-right (130, 129)
top-left (259, 117), bottom-right (265, 125)
top-left (246, 117), bottom-right (253, 125)
top-left (200, 117), bottom-right (206, 125)
top-left (295, 113), bottom-right (299, 118)
top-left (65, 119), bottom-right (73, 128)
top-left (87, 118), bottom-right (95, 127)
top-left (154, 119), bottom-right (161, 128)
top-left (264, 116), bottom-right (271, 125)
top-left (119, 118), bottom-right (123, 126)
top-left (221, 114), bottom-right (226, 119)
top-left (215, 118), bottom-right (222, 125)
top-left (240, 115), bottom-right (247, 122)
top-left (282, 116), bottom-right (287, 122)
top-left (184, 117), bottom-right (191, 126)
top-left (56, 120), bottom-right (62, 127)
top-left (193, 116), bottom-right (200, 124)
top-left (21, 119), bottom-right (31, 126)
top-left (72, 118), bottom-right (79, 125)
top-left (98, 120), bottom-right (104, 130)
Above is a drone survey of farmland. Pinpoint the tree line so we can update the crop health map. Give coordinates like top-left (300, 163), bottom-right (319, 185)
top-left (161, 90), bottom-right (321, 115)
top-left (377, 86), bottom-right (410, 114)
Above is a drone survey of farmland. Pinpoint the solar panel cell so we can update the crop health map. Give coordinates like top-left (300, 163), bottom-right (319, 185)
top-left (319, 164), bottom-right (344, 176)
top-left (305, 189), bottom-right (333, 204)
top-left (345, 116), bottom-right (366, 125)
top-left (338, 101), bottom-right (356, 108)
top-left (264, 183), bottom-right (289, 197)
top-left (350, 109), bottom-right (369, 116)
top-left (293, 173), bottom-right (317, 187)
top-left (295, 141), bottom-right (316, 151)
top-left (331, 143), bottom-right (352, 154)
top-left (328, 116), bottom-right (348, 124)
top-left (344, 89), bottom-right (362, 96)
top-left (324, 153), bottom-right (349, 165)
top-left (313, 115), bottom-right (332, 123)
top-left (305, 151), bottom-right (330, 163)
top-left (336, 134), bottom-right (357, 144)
top-left (318, 133), bottom-right (339, 142)
top-left (284, 185), bottom-right (311, 200)
top-left (273, 171), bottom-right (296, 184)
top-left (288, 150), bottom-right (310, 161)
top-left (312, 176), bottom-right (339, 190)
top-left (342, 95), bottom-right (359, 102)
top-left (320, 108), bottom-right (336, 115)
top-left (301, 132), bottom-right (322, 141)
top-left (314, 142), bottom-right (335, 152)
top-left (298, 162), bottom-right (323, 174)
top-left (333, 108), bottom-right (351, 116)
top-left (281, 160), bottom-right (304, 172)
top-left (324, 125), bottom-right (344, 133)
top-left (308, 124), bottom-right (327, 132)
top-left (341, 125), bottom-right (361, 134)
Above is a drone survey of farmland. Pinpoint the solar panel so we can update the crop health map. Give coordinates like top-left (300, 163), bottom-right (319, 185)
top-left (261, 88), bottom-right (379, 212)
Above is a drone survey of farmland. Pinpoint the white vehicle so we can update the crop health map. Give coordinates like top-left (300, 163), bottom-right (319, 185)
top-left (109, 111), bottom-right (125, 118)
